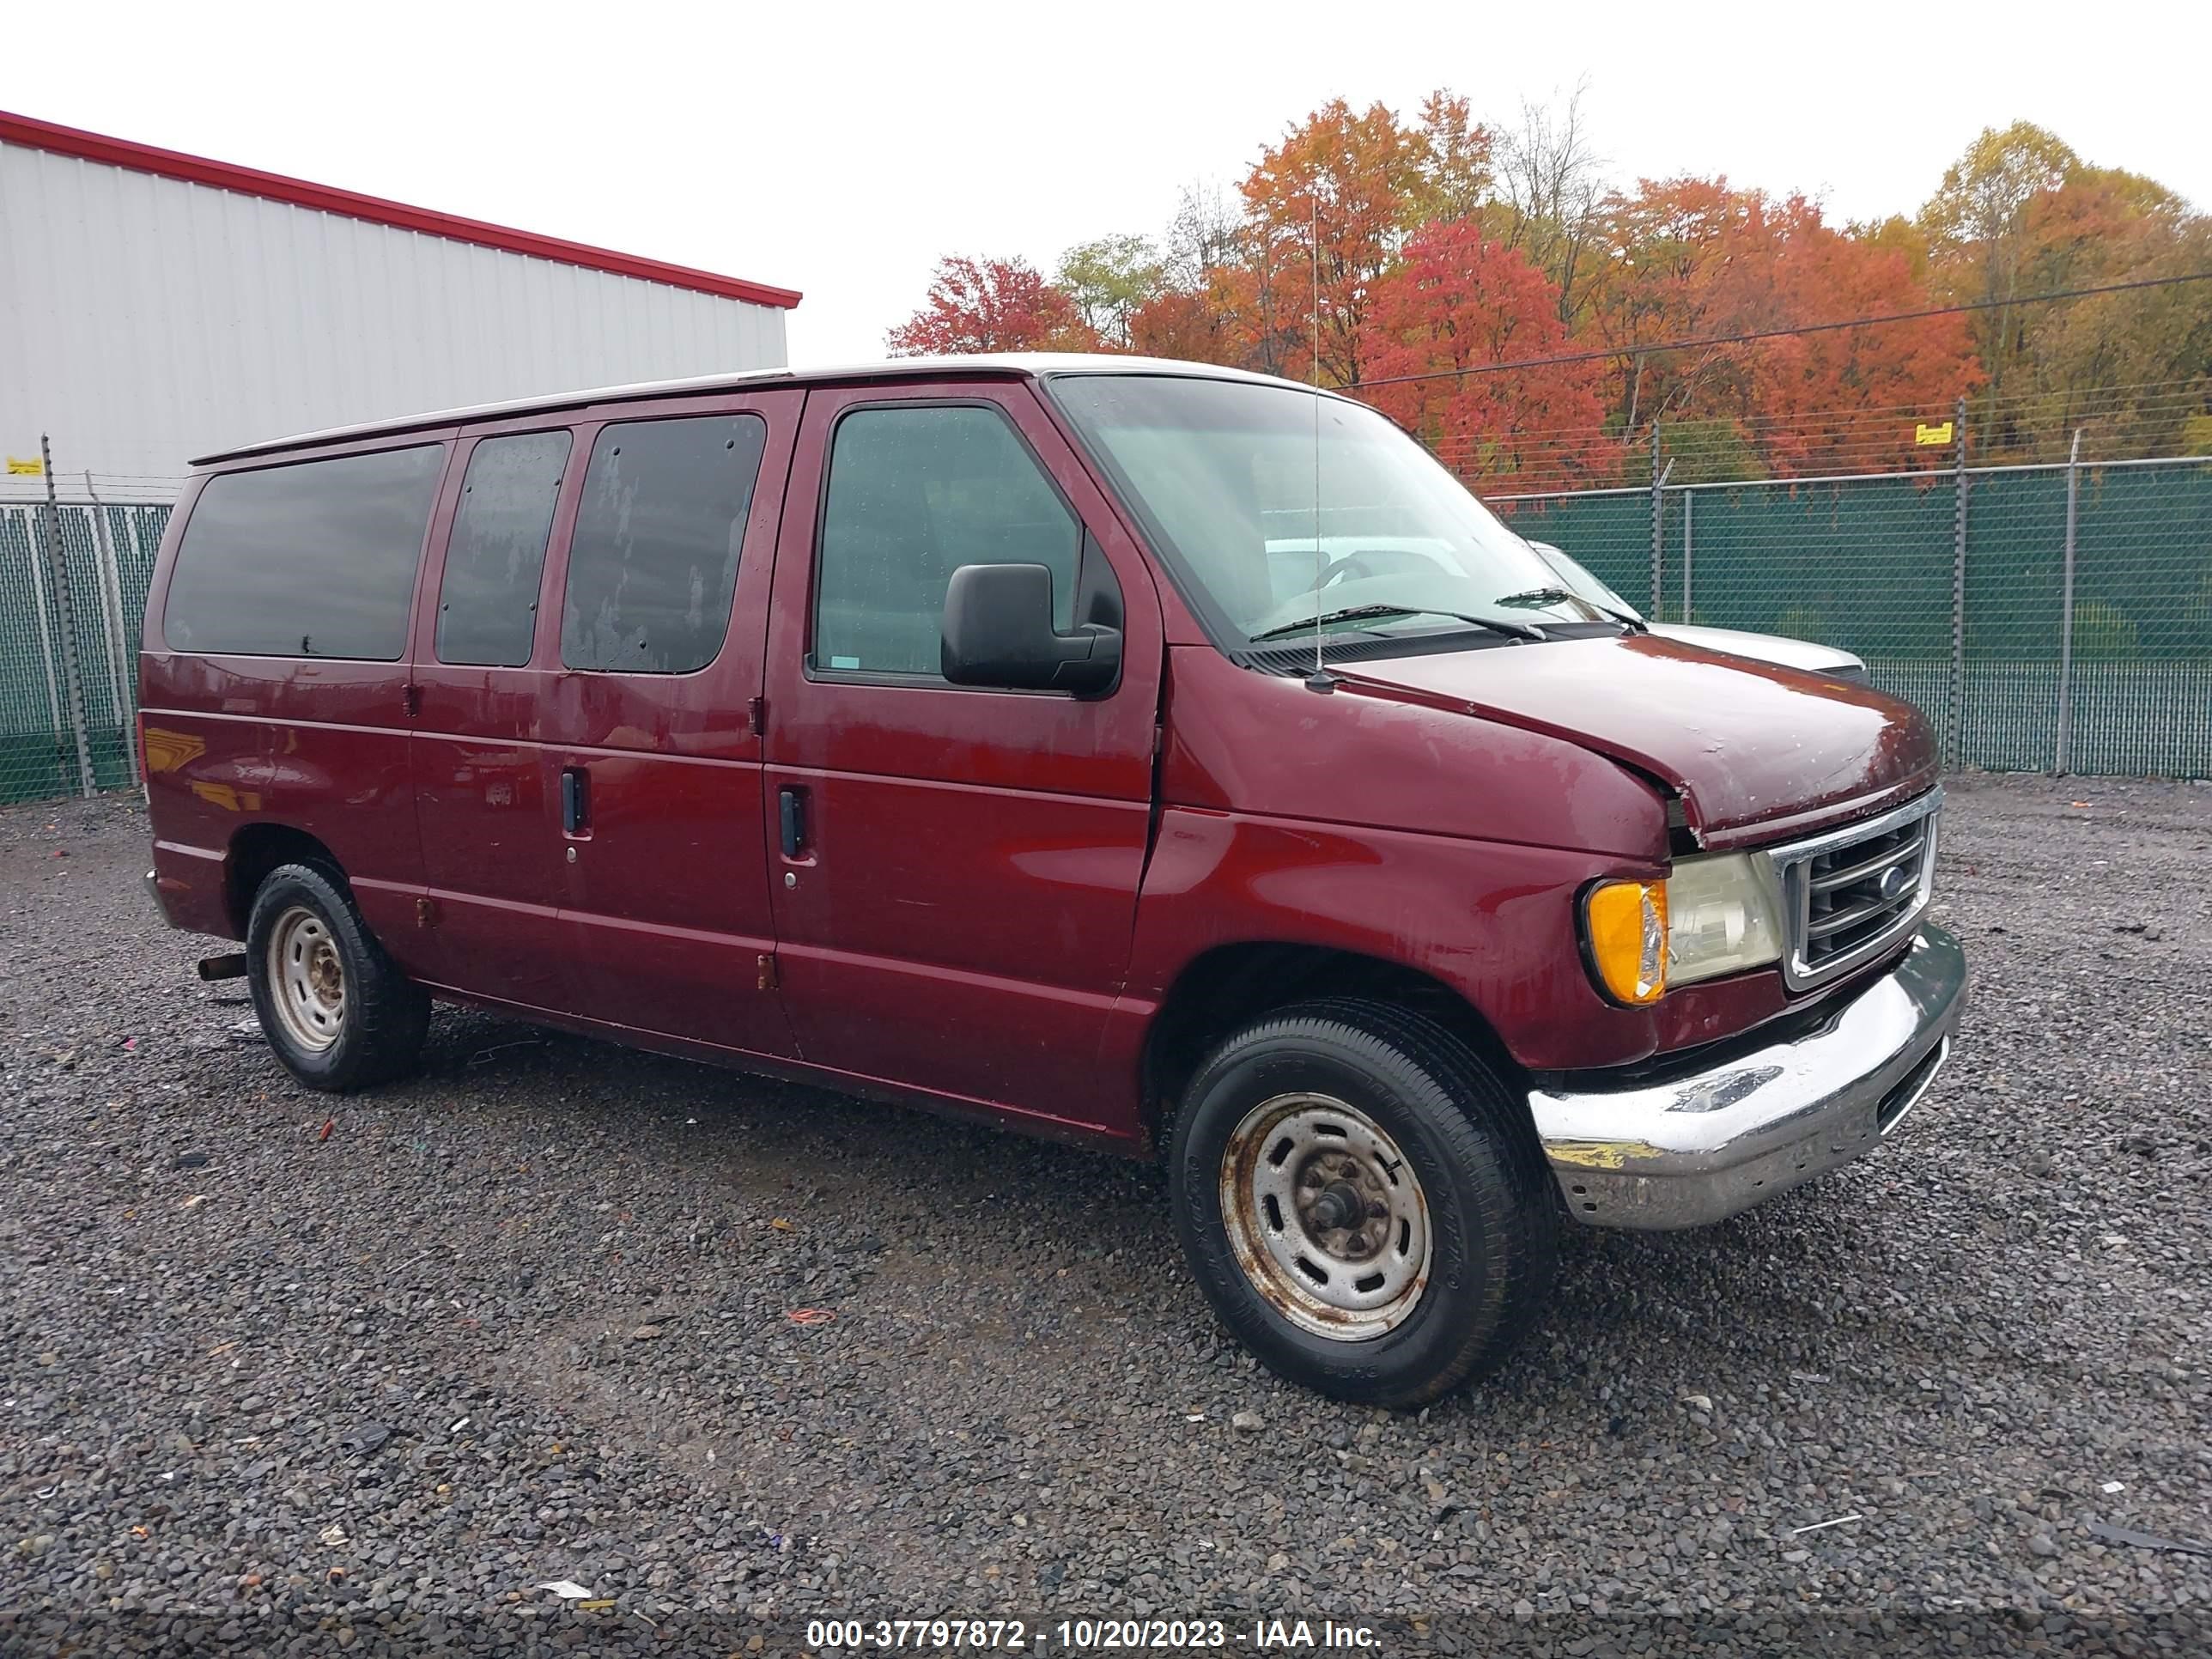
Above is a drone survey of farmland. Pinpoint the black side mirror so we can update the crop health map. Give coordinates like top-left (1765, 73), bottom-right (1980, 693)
top-left (941, 563), bottom-right (1121, 696)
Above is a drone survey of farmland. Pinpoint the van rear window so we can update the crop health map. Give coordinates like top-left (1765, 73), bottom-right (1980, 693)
top-left (164, 446), bottom-right (445, 659)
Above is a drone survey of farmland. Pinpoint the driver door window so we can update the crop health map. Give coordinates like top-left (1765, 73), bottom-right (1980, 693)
top-left (812, 404), bottom-right (1079, 678)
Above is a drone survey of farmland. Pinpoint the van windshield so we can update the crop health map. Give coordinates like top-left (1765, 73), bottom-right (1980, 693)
top-left (1048, 374), bottom-right (1611, 647)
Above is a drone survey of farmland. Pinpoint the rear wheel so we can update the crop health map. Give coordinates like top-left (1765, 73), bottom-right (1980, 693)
top-left (1168, 998), bottom-right (1557, 1407)
top-left (246, 863), bottom-right (428, 1091)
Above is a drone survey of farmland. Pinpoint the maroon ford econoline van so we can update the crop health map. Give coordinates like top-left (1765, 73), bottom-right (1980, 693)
top-left (139, 356), bottom-right (1965, 1405)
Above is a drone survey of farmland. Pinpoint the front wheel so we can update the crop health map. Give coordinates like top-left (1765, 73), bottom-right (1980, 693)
top-left (246, 863), bottom-right (429, 1092)
top-left (1168, 999), bottom-right (1558, 1407)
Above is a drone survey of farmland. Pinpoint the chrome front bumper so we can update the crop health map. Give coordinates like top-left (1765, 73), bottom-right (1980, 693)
top-left (1530, 924), bottom-right (1966, 1230)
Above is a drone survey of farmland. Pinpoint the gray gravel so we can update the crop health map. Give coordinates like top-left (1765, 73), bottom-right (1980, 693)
top-left (1, 775), bottom-right (2207, 1656)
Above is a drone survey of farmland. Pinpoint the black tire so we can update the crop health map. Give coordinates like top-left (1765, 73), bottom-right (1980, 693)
top-left (1168, 997), bottom-right (1558, 1407)
top-left (245, 862), bottom-right (429, 1092)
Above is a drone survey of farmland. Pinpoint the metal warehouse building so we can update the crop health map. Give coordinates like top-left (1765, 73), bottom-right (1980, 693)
top-left (0, 110), bottom-right (799, 805)
top-left (0, 110), bottom-right (801, 501)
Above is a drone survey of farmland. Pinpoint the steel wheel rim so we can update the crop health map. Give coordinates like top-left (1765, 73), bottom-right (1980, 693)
top-left (267, 905), bottom-right (345, 1053)
top-left (1219, 1091), bottom-right (1432, 1341)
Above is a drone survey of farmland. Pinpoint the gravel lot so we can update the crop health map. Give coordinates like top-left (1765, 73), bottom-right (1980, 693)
top-left (2, 775), bottom-right (2207, 1656)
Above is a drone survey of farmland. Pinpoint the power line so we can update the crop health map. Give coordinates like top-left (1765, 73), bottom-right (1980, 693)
top-left (1347, 270), bottom-right (2212, 392)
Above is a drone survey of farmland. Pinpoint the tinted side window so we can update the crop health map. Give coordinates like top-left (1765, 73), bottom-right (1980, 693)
top-left (436, 431), bottom-right (569, 666)
top-left (164, 446), bottom-right (444, 659)
top-left (561, 415), bottom-right (768, 674)
top-left (814, 404), bottom-right (1079, 677)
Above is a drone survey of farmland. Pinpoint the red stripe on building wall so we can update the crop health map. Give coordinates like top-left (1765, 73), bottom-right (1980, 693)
top-left (0, 109), bottom-right (802, 310)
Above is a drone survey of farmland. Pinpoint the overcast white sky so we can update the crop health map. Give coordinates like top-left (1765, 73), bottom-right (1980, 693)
top-left (9, 1), bottom-right (2209, 364)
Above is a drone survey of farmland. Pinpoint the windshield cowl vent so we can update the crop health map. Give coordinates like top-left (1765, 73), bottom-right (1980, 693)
top-left (1243, 636), bottom-right (1520, 676)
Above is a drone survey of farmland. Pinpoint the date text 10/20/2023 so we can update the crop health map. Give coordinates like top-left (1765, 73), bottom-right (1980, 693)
top-left (803, 1620), bottom-right (1382, 1650)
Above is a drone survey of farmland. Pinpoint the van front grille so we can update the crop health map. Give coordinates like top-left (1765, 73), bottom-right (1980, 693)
top-left (1804, 817), bottom-right (1931, 969)
top-left (1767, 790), bottom-right (1942, 991)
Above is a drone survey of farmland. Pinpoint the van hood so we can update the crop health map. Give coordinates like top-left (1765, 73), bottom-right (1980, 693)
top-left (1328, 632), bottom-right (1937, 847)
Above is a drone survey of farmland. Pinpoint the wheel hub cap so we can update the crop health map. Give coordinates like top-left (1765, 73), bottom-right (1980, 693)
top-left (1220, 1092), bottom-right (1432, 1341)
top-left (267, 905), bottom-right (346, 1053)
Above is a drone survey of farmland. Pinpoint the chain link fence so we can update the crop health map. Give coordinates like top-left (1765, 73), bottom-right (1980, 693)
top-left (1, 498), bottom-right (169, 805)
top-left (1480, 431), bottom-right (2212, 781)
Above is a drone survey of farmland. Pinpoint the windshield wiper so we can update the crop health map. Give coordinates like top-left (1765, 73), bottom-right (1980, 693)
top-left (1249, 604), bottom-right (1541, 644)
top-left (1494, 585), bottom-right (1645, 629)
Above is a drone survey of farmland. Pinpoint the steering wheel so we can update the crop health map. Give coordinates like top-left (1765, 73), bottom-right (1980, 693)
top-left (1313, 547), bottom-right (1455, 592)
top-left (1315, 552), bottom-right (1376, 591)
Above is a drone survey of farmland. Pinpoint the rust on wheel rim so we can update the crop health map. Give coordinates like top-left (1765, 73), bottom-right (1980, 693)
top-left (1219, 1091), bottom-right (1432, 1341)
top-left (267, 905), bottom-right (345, 1054)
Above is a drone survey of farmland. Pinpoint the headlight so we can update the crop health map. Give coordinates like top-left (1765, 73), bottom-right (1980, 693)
top-left (1583, 879), bottom-right (1668, 1006)
top-left (1663, 852), bottom-right (1785, 986)
top-left (1583, 854), bottom-right (1785, 1006)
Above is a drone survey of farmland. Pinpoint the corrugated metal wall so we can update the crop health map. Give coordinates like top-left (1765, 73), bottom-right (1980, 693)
top-left (0, 140), bottom-right (789, 499)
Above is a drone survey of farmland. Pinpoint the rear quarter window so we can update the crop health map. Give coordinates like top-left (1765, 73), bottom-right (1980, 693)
top-left (163, 446), bottom-right (446, 659)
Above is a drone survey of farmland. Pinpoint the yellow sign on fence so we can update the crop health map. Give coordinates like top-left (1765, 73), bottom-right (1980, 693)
top-left (5, 456), bottom-right (42, 476)
top-left (1914, 422), bottom-right (1954, 447)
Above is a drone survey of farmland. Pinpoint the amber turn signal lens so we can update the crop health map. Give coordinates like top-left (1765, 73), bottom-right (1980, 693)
top-left (1584, 879), bottom-right (1669, 1006)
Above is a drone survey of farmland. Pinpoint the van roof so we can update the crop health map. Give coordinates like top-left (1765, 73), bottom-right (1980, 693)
top-left (191, 354), bottom-right (1325, 466)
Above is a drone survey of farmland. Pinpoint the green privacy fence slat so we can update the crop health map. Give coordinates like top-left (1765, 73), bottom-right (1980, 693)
top-left (1489, 456), bottom-right (2212, 780)
top-left (1, 459), bottom-right (2208, 805)
top-left (0, 501), bottom-right (173, 805)
top-left (0, 507), bottom-right (75, 805)
top-left (1683, 475), bottom-right (1961, 659)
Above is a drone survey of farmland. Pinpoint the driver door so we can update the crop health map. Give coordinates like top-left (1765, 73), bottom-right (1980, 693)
top-left (758, 380), bottom-right (1165, 1137)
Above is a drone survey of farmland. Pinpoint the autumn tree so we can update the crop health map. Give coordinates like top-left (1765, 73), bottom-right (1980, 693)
top-left (1358, 221), bottom-right (1607, 485)
top-left (1584, 177), bottom-right (1778, 430)
top-left (1919, 121), bottom-right (2080, 265)
top-left (2012, 200), bottom-right (2212, 455)
top-left (1918, 123), bottom-right (2212, 453)
top-left (1492, 83), bottom-right (1606, 328)
top-left (1121, 182), bottom-right (1259, 367)
top-left (1735, 207), bottom-right (1983, 473)
top-left (1413, 91), bottom-right (1495, 224)
top-left (1917, 121), bottom-right (2079, 401)
top-left (1056, 234), bottom-right (1165, 350)
top-left (1584, 183), bottom-right (1979, 475)
top-left (1159, 182), bottom-right (1244, 289)
top-left (886, 97), bottom-right (2197, 484)
top-left (1128, 289), bottom-right (1240, 363)
top-left (1231, 94), bottom-right (1492, 385)
top-left (885, 256), bottom-right (1097, 356)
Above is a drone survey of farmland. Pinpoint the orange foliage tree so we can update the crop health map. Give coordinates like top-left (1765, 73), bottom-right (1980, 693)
top-left (1228, 95), bottom-right (1491, 386)
top-left (886, 257), bottom-right (1098, 355)
top-left (1358, 222), bottom-right (1608, 486)
top-left (884, 100), bottom-right (2193, 482)
top-left (1584, 181), bottom-right (1979, 477)
top-left (1734, 206), bottom-right (1982, 473)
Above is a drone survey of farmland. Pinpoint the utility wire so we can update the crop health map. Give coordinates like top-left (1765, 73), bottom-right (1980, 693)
top-left (1348, 270), bottom-right (2212, 391)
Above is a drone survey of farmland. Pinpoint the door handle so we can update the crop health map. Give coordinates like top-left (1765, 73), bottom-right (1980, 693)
top-left (778, 786), bottom-right (806, 859)
top-left (562, 767), bottom-right (589, 836)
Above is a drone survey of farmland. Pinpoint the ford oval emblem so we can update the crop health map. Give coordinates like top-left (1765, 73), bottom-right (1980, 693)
top-left (1878, 863), bottom-right (1916, 902)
